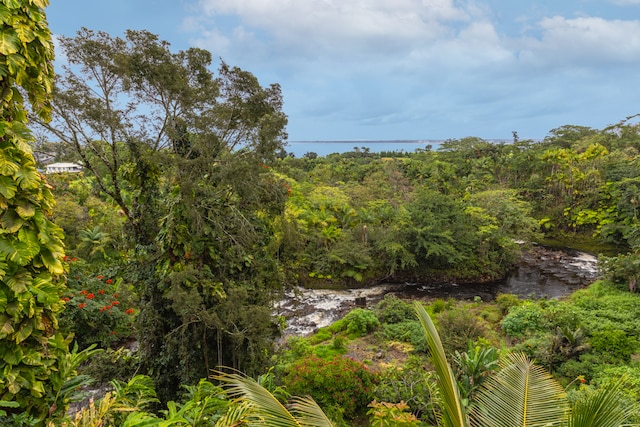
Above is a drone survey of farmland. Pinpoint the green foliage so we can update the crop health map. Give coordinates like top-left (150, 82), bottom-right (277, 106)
top-left (283, 355), bottom-right (378, 420)
top-left (590, 329), bottom-right (638, 363)
top-left (58, 264), bottom-right (136, 349)
top-left (367, 400), bottom-right (420, 426)
top-left (495, 293), bottom-right (521, 314)
top-left (0, 0), bottom-right (92, 423)
top-left (344, 308), bottom-right (380, 336)
top-left (436, 306), bottom-right (490, 354)
top-left (372, 356), bottom-right (436, 422)
top-left (374, 294), bottom-right (415, 324)
top-left (501, 301), bottom-right (544, 338)
top-left (378, 321), bottom-right (428, 353)
top-left (452, 341), bottom-right (499, 403)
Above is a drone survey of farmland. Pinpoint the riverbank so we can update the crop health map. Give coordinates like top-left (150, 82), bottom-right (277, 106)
top-left (278, 246), bottom-right (599, 336)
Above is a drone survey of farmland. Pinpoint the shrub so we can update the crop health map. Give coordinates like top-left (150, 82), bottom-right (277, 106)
top-left (590, 329), bottom-right (639, 362)
top-left (495, 293), bottom-right (521, 314)
top-left (372, 356), bottom-right (436, 423)
top-left (59, 268), bottom-right (136, 349)
top-left (344, 308), bottom-right (380, 336)
top-left (501, 301), bottom-right (544, 338)
top-left (378, 321), bottom-right (428, 353)
top-left (436, 307), bottom-right (489, 354)
top-left (283, 355), bottom-right (378, 419)
top-left (375, 294), bottom-right (415, 324)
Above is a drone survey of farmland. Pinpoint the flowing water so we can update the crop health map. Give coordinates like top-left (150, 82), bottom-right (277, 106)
top-left (276, 247), bottom-right (600, 336)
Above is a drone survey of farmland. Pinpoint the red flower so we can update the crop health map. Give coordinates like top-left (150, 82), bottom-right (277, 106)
top-left (71, 257), bottom-right (78, 262)
top-left (113, 293), bottom-right (119, 298)
top-left (110, 330), bottom-right (117, 335)
top-left (126, 308), bottom-right (134, 315)
top-left (97, 275), bottom-right (104, 280)
top-left (63, 256), bottom-right (70, 262)
top-left (112, 301), bottom-right (120, 305)
top-left (79, 290), bottom-right (88, 295)
top-left (98, 289), bottom-right (105, 295)
top-left (105, 279), bottom-right (113, 284)
top-left (86, 293), bottom-right (94, 299)
top-left (61, 297), bottom-right (70, 302)
top-left (78, 303), bottom-right (87, 309)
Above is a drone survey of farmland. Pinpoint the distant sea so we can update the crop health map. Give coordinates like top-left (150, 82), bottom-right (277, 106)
top-left (284, 140), bottom-right (443, 157)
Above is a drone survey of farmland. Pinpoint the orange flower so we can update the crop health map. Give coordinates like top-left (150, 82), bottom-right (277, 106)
top-left (97, 275), bottom-right (104, 280)
top-left (98, 289), bottom-right (105, 295)
top-left (105, 279), bottom-right (113, 284)
top-left (86, 293), bottom-right (94, 299)
top-left (61, 297), bottom-right (70, 302)
top-left (112, 301), bottom-right (120, 305)
top-left (79, 290), bottom-right (88, 295)
top-left (126, 308), bottom-right (134, 315)
top-left (71, 257), bottom-right (78, 262)
top-left (78, 303), bottom-right (87, 309)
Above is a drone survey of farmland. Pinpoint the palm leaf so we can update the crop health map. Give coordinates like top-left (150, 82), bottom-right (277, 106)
top-left (213, 370), bottom-right (333, 427)
top-left (471, 352), bottom-right (568, 427)
top-left (289, 395), bottom-right (336, 427)
top-left (413, 301), bottom-right (468, 427)
top-left (568, 378), bottom-right (637, 427)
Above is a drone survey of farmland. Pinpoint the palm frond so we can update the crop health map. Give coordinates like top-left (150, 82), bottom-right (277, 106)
top-left (568, 378), bottom-right (637, 427)
top-left (289, 396), bottom-right (335, 427)
top-left (414, 301), bottom-right (469, 427)
top-left (214, 370), bottom-right (334, 427)
top-left (471, 352), bottom-right (568, 427)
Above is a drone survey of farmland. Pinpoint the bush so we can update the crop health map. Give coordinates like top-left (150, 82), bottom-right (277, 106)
top-left (591, 329), bottom-right (639, 362)
top-left (372, 356), bottom-right (436, 423)
top-left (501, 301), bottom-right (544, 338)
top-left (344, 308), bottom-right (380, 336)
top-left (59, 266), bottom-right (136, 349)
top-left (375, 294), bottom-right (415, 324)
top-left (495, 293), bottom-right (521, 314)
top-left (378, 321), bottom-right (428, 353)
top-left (436, 307), bottom-right (489, 354)
top-left (283, 355), bottom-right (378, 419)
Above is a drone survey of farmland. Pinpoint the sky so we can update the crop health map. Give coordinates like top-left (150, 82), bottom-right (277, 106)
top-left (46, 0), bottom-right (640, 142)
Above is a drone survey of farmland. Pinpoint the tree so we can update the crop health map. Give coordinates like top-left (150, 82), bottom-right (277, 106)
top-left (35, 28), bottom-right (290, 401)
top-left (0, 0), bottom-right (89, 423)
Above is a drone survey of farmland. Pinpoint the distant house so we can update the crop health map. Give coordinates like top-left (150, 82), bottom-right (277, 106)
top-left (45, 162), bottom-right (83, 174)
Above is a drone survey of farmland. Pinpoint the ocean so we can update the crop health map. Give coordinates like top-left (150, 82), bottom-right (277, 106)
top-left (283, 140), bottom-right (442, 157)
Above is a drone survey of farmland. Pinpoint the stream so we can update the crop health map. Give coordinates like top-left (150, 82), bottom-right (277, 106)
top-left (276, 246), bottom-right (600, 336)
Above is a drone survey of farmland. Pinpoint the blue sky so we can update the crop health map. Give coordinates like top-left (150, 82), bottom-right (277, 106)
top-left (46, 0), bottom-right (640, 141)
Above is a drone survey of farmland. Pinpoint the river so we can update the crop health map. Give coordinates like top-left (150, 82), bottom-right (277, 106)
top-left (276, 246), bottom-right (599, 336)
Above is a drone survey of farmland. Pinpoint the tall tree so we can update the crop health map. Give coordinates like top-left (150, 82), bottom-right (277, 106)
top-left (34, 28), bottom-right (289, 401)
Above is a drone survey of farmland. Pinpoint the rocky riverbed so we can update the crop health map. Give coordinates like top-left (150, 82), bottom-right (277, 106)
top-left (276, 246), bottom-right (600, 336)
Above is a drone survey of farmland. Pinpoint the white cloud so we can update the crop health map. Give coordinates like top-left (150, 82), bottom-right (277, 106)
top-left (519, 16), bottom-right (640, 67)
top-left (192, 0), bottom-right (476, 58)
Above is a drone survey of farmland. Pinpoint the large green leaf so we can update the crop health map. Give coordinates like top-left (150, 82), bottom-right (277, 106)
top-left (14, 164), bottom-right (40, 190)
top-left (471, 353), bottom-right (568, 427)
top-left (0, 208), bottom-right (25, 233)
top-left (0, 4), bottom-right (12, 25)
top-left (414, 301), bottom-right (469, 427)
top-left (0, 176), bottom-right (17, 199)
top-left (0, 28), bottom-right (19, 55)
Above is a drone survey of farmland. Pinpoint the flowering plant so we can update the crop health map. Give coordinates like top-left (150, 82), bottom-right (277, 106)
top-left (59, 264), bottom-right (137, 349)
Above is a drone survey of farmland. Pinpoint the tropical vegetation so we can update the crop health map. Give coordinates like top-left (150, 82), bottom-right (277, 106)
top-left (2, 0), bottom-right (640, 425)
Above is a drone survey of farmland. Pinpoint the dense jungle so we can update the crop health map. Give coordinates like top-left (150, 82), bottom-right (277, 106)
top-left (1, 1), bottom-right (640, 425)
